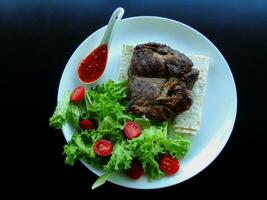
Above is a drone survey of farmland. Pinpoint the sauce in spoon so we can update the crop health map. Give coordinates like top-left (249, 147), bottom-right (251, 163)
top-left (77, 44), bottom-right (108, 83)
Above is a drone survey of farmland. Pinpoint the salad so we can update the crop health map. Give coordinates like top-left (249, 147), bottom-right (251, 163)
top-left (49, 80), bottom-right (192, 189)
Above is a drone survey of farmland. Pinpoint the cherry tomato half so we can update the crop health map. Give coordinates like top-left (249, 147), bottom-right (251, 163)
top-left (126, 159), bottom-right (144, 179)
top-left (70, 86), bottom-right (85, 103)
top-left (123, 121), bottom-right (142, 139)
top-left (93, 139), bottom-right (113, 157)
top-left (159, 154), bottom-right (180, 176)
top-left (79, 119), bottom-right (95, 130)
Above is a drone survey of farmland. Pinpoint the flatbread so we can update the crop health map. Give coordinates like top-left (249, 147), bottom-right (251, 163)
top-left (119, 45), bottom-right (135, 80)
top-left (119, 45), bottom-right (209, 135)
top-left (173, 55), bottom-right (209, 134)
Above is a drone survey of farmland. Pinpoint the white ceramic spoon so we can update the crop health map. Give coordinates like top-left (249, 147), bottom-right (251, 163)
top-left (101, 7), bottom-right (125, 49)
top-left (77, 7), bottom-right (125, 84)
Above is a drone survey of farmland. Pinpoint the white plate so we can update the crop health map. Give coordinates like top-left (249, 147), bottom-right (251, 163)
top-left (57, 16), bottom-right (237, 189)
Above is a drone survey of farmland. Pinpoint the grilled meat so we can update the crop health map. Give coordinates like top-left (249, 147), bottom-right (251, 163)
top-left (126, 42), bottom-right (199, 122)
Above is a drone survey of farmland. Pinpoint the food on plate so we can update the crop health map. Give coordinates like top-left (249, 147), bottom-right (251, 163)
top-left (70, 86), bottom-right (85, 103)
top-left (159, 154), bottom-right (180, 176)
top-left (123, 121), bottom-right (142, 139)
top-left (49, 80), bottom-right (191, 189)
top-left (119, 44), bottom-right (209, 134)
top-left (128, 43), bottom-right (197, 79)
top-left (93, 139), bottom-right (113, 157)
top-left (126, 159), bottom-right (144, 179)
top-left (126, 43), bottom-right (199, 122)
top-left (49, 42), bottom-right (209, 189)
top-left (79, 119), bottom-right (96, 130)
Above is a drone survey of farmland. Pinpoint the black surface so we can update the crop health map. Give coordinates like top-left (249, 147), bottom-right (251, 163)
top-left (2, 0), bottom-right (266, 196)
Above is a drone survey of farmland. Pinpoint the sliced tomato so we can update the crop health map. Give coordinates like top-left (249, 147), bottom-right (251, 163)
top-left (79, 119), bottom-right (95, 130)
top-left (159, 154), bottom-right (180, 176)
top-left (93, 139), bottom-right (113, 157)
top-left (70, 86), bottom-right (85, 103)
top-left (126, 159), bottom-right (144, 179)
top-left (123, 121), bottom-right (142, 139)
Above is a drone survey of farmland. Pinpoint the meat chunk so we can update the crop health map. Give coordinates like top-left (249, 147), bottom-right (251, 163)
top-left (126, 43), bottom-right (199, 122)
top-left (127, 77), bottom-right (193, 122)
top-left (128, 42), bottom-right (194, 78)
top-left (182, 68), bottom-right (199, 90)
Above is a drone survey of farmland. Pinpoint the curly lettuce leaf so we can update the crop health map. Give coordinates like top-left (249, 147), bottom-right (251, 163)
top-left (49, 92), bottom-right (87, 129)
top-left (66, 101), bottom-right (87, 128)
top-left (85, 80), bottom-right (132, 123)
top-left (159, 134), bottom-right (192, 159)
top-left (49, 92), bottom-right (70, 129)
top-left (104, 141), bottom-right (134, 171)
top-left (64, 131), bottom-right (95, 165)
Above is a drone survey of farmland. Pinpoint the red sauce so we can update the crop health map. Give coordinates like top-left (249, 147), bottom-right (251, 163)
top-left (77, 44), bottom-right (108, 83)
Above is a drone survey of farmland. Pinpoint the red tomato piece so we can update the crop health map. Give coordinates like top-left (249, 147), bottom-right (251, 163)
top-left (79, 119), bottom-right (95, 130)
top-left (123, 121), bottom-right (142, 139)
top-left (159, 154), bottom-right (180, 176)
top-left (93, 139), bottom-right (113, 157)
top-left (126, 159), bottom-right (144, 179)
top-left (70, 86), bottom-right (85, 103)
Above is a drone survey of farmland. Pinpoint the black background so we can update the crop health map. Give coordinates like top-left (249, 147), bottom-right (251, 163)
top-left (1, 0), bottom-right (266, 197)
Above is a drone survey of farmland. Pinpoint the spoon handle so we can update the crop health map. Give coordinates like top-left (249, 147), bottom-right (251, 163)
top-left (100, 7), bottom-right (124, 48)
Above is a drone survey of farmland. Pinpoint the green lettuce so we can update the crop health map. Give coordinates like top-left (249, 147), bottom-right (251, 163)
top-left (49, 93), bottom-right (87, 129)
top-left (49, 80), bottom-right (192, 189)
top-left (104, 141), bottom-right (134, 171)
top-left (85, 80), bottom-right (133, 125)
top-left (64, 131), bottom-right (96, 166)
top-left (49, 92), bottom-right (70, 129)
